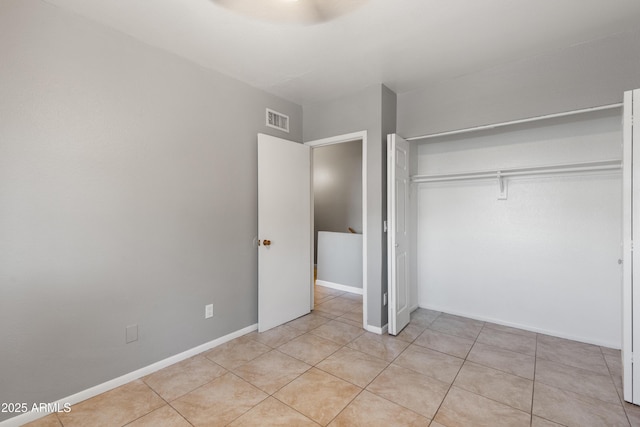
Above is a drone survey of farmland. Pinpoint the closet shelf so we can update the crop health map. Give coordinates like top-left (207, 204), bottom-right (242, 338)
top-left (411, 159), bottom-right (622, 184)
top-left (406, 103), bottom-right (623, 142)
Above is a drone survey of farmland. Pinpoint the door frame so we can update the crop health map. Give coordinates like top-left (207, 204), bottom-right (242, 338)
top-left (623, 88), bottom-right (638, 403)
top-left (305, 131), bottom-right (368, 329)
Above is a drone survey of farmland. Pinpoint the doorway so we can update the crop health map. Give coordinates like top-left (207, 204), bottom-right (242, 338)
top-left (305, 131), bottom-right (368, 328)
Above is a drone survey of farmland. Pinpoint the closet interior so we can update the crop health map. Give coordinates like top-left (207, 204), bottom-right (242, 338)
top-left (396, 104), bottom-right (624, 348)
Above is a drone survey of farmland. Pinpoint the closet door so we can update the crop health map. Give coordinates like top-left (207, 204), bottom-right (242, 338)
top-left (623, 88), bottom-right (640, 404)
top-left (388, 134), bottom-right (411, 335)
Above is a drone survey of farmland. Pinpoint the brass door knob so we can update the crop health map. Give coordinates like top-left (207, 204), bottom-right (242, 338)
top-left (263, 239), bottom-right (271, 247)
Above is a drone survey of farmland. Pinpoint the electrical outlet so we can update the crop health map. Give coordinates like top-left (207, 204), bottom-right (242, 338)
top-left (383, 293), bottom-right (388, 306)
top-left (126, 324), bottom-right (138, 343)
top-left (205, 304), bottom-right (214, 319)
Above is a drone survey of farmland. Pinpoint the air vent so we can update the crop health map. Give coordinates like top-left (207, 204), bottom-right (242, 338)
top-left (266, 108), bottom-right (289, 133)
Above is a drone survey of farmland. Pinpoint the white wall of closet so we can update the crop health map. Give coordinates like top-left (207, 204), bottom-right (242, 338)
top-left (408, 106), bottom-right (623, 348)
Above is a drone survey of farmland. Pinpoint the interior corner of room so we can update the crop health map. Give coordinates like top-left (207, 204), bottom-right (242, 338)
top-left (2, 0), bottom-right (640, 424)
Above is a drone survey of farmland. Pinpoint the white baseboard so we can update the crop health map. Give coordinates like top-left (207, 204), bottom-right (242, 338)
top-left (419, 303), bottom-right (620, 349)
top-left (0, 324), bottom-right (258, 427)
top-left (365, 323), bottom-right (388, 335)
top-left (316, 280), bottom-right (363, 295)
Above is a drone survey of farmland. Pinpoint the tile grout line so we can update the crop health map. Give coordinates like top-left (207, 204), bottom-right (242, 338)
top-left (601, 344), bottom-right (633, 427)
top-left (270, 332), bottom-right (364, 426)
top-left (338, 317), bottom-right (431, 423)
top-left (119, 382), bottom-right (177, 427)
top-left (276, 339), bottom-right (343, 371)
top-left (385, 314), bottom-right (450, 423)
top-left (165, 398), bottom-right (196, 427)
top-left (472, 324), bottom-right (539, 415)
top-left (322, 384), bottom-right (366, 426)
top-left (530, 330), bottom-right (538, 427)
top-left (534, 343), bottom-right (630, 410)
top-left (464, 343), bottom-right (536, 381)
top-left (426, 312), bottom-right (476, 425)
top-left (168, 403), bottom-right (196, 427)
top-left (431, 321), bottom-right (541, 423)
top-left (309, 309), bottom-right (440, 424)
top-left (255, 299), bottom-right (366, 426)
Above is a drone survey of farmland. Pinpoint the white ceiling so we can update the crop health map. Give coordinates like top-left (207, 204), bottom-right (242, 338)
top-left (43, 0), bottom-right (640, 105)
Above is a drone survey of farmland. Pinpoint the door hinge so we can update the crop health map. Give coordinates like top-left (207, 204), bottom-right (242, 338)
top-left (383, 220), bottom-right (388, 233)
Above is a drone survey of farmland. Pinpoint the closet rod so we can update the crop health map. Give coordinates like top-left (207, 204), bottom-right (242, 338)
top-left (406, 103), bottom-right (623, 142)
top-left (411, 159), bottom-right (621, 183)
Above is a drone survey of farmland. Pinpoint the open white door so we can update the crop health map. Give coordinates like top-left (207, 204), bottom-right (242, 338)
top-left (258, 133), bottom-right (312, 333)
top-left (388, 134), bottom-right (411, 335)
top-left (623, 89), bottom-right (640, 403)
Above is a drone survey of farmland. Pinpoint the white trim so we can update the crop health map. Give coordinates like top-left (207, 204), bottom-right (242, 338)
top-left (419, 303), bottom-right (620, 349)
top-left (406, 103), bottom-right (623, 142)
top-left (623, 89), bottom-right (638, 403)
top-left (365, 323), bottom-right (388, 335)
top-left (305, 131), bottom-right (366, 148)
top-left (316, 280), bottom-right (363, 295)
top-left (1, 324), bottom-right (258, 427)
top-left (411, 159), bottom-right (622, 184)
top-left (305, 131), bottom-right (369, 331)
top-left (309, 145), bottom-right (315, 312)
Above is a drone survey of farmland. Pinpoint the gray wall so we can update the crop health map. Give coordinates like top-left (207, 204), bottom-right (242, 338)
top-left (304, 84), bottom-right (397, 328)
top-left (316, 232), bottom-right (363, 290)
top-left (398, 29), bottom-right (640, 138)
top-left (0, 0), bottom-right (301, 422)
top-left (313, 140), bottom-right (362, 263)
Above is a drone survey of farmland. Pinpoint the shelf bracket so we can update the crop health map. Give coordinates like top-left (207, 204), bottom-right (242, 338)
top-left (497, 172), bottom-right (507, 200)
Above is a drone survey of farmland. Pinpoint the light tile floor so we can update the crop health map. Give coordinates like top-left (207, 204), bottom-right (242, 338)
top-left (25, 285), bottom-right (640, 426)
